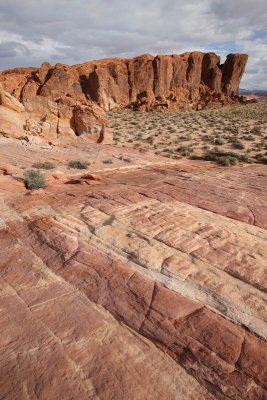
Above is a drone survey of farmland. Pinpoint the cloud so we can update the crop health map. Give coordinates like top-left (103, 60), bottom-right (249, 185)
top-left (0, 0), bottom-right (266, 88)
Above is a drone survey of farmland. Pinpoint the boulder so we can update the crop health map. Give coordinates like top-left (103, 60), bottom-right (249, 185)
top-left (72, 103), bottom-right (111, 143)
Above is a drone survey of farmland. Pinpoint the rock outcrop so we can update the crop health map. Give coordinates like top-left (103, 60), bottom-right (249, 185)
top-left (0, 52), bottom-right (247, 141)
top-left (0, 83), bottom-right (28, 137)
top-left (1, 52), bottom-right (248, 113)
top-left (0, 83), bottom-right (110, 142)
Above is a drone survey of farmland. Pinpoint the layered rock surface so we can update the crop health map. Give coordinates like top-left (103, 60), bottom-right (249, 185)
top-left (1, 52), bottom-right (248, 113)
top-left (0, 138), bottom-right (266, 399)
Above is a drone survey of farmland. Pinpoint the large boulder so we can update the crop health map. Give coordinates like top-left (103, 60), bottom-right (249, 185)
top-left (72, 103), bottom-right (111, 143)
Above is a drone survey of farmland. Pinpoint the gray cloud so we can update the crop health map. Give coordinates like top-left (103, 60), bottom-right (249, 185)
top-left (0, 0), bottom-right (266, 88)
top-left (0, 42), bottom-right (18, 58)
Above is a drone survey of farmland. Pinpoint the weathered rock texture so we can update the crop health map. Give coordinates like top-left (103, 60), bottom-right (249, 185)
top-left (0, 52), bottom-right (248, 114)
top-left (0, 83), bottom-right (110, 142)
top-left (0, 138), bottom-right (266, 399)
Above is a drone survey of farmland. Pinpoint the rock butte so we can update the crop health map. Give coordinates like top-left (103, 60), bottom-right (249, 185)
top-left (0, 52), bottom-right (248, 141)
top-left (0, 135), bottom-right (266, 400)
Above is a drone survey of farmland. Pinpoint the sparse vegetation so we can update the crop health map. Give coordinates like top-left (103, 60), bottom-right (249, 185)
top-left (24, 169), bottom-right (46, 189)
top-left (232, 141), bottom-right (245, 149)
top-left (32, 161), bottom-right (55, 170)
top-left (107, 97), bottom-right (267, 165)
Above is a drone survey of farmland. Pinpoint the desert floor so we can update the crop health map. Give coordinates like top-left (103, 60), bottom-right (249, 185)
top-left (108, 98), bottom-right (267, 166)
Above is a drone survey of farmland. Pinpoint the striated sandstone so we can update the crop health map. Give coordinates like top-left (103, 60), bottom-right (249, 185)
top-left (0, 142), bottom-right (266, 400)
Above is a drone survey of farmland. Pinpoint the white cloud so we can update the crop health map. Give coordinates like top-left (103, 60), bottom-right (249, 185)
top-left (0, 30), bottom-right (70, 64)
top-left (237, 37), bottom-right (267, 88)
top-left (0, 0), bottom-right (266, 88)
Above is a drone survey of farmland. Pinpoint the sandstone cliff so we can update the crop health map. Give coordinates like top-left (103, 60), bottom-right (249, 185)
top-left (0, 83), bottom-right (110, 142)
top-left (1, 52), bottom-right (248, 113)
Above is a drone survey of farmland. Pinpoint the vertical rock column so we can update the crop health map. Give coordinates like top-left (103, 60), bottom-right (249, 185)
top-left (221, 54), bottom-right (248, 96)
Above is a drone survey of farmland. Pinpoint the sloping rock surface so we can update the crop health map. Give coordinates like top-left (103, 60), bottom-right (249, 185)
top-left (0, 52), bottom-right (248, 112)
top-left (0, 143), bottom-right (266, 399)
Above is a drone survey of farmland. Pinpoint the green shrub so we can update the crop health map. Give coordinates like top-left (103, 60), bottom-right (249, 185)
top-left (204, 148), bottom-right (241, 166)
top-left (243, 134), bottom-right (254, 141)
top-left (214, 137), bottom-right (224, 145)
top-left (176, 145), bottom-right (194, 157)
top-left (32, 161), bottom-right (55, 170)
top-left (239, 154), bottom-right (250, 163)
top-left (68, 160), bottom-right (90, 169)
top-left (146, 136), bottom-right (154, 144)
top-left (232, 141), bottom-right (245, 149)
top-left (218, 156), bottom-right (237, 166)
top-left (24, 169), bottom-right (46, 190)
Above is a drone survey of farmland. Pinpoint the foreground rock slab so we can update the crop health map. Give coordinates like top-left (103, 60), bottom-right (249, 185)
top-left (0, 154), bottom-right (266, 399)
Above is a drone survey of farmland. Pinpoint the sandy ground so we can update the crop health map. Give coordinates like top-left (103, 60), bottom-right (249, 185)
top-left (108, 98), bottom-right (267, 165)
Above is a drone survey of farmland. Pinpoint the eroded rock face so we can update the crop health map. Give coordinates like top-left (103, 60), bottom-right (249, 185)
top-left (0, 84), bottom-right (109, 142)
top-left (0, 52), bottom-right (248, 112)
top-left (0, 83), bottom-right (26, 137)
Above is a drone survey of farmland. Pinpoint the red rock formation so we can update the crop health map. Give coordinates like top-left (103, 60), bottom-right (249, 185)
top-left (0, 52), bottom-right (248, 112)
top-left (0, 82), bottom-right (110, 142)
top-left (222, 54), bottom-right (248, 96)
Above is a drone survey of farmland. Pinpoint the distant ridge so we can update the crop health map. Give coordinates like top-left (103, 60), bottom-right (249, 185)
top-left (240, 88), bottom-right (267, 96)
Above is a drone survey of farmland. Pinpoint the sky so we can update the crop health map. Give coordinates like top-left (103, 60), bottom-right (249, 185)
top-left (0, 0), bottom-right (266, 89)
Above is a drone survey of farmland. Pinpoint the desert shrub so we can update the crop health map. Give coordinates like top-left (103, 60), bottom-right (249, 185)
top-left (202, 134), bottom-right (213, 142)
top-left (255, 141), bottom-right (265, 148)
top-left (239, 154), bottom-right (250, 163)
top-left (24, 169), bottom-right (46, 190)
top-left (214, 137), bottom-right (224, 145)
top-left (218, 156), bottom-right (237, 166)
top-left (176, 145), bottom-right (194, 157)
top-left (228, 135), bottom-right (239, 143)
top-left (255, 154), bottom-right (267, 164)
top-left (68, 160), bottom-right (90, 169)
top-left (232, 141), bottom-right (245, 149)
top-left (146, 136), bottom-right (154, 144)
top-left (204, 147), bottom-right (241, 166)
top-left (119, 156), bottom-right (132, 162)
top-left (102, 159), bottom-right (113, 164)
top-left (190, 155), bottom-right (202, 160)
top-left (32, 161), bottom-right (55, 170)
top-left (243, 134), bottom-right (254, 141)
top-left (251, 127), bottom-right (261, 135)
